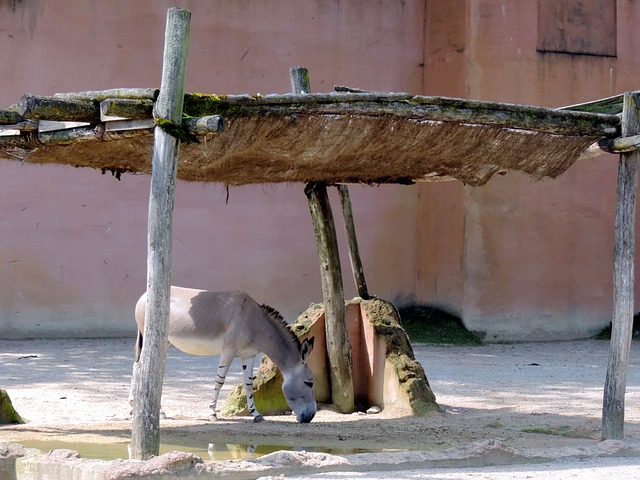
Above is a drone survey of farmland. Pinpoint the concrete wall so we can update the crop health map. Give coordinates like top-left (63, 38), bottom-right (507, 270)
top-left (0, 0), bottom-right (424, 338)
top-left (419, 0), bottom-right (640, 340)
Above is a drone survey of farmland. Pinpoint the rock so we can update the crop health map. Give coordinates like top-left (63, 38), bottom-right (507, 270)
top-left (0, 389), bottom-right (24, 424)
top-left (222, 356), bottom-right (290, 417)
top-left (103, 451), bottom-right (204, 478)
top-left (224, 297), bottom-right (438, 418)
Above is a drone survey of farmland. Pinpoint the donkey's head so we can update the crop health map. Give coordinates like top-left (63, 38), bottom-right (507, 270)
top-left (281, 337), bottom-right (316, 423)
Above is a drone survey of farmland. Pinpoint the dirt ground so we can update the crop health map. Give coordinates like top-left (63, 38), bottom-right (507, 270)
top-left (1, 338), bottom-right (639, 476)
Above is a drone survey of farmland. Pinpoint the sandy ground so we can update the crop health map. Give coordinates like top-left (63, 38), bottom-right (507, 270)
top-left (1, 338), bottom-right (639, 478)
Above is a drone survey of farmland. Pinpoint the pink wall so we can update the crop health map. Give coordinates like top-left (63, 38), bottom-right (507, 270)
top-left (419, 0), bottom-right (640, 340)
top-left (2, 0), bottom-right (636, 341)
top-left (0, 0), bottom-right (424, 337)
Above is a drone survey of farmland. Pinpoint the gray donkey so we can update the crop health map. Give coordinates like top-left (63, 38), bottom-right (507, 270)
top-left (131, 286), bottom-right (316, 423)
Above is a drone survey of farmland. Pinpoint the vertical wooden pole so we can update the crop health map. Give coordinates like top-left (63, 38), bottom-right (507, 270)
top-left (602, 91), bottom-right (640, 440)
top-left (130, 7), bottom-right (190, 460)
top-left (289, 66), bottom-right (311, 95)
top-left (292, 67), bottom-right (355, 413)
top-left (304, 182), bottom-right (355, 413)
top-left (337, 185), bottom-right (370, 300)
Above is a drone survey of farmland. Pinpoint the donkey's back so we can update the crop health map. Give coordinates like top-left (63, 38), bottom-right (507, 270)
top-left (135, 286), bottom-right (266, 357)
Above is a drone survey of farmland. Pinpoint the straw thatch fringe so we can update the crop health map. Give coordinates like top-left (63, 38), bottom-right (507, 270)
top-left (0, 90), bottom-right (621, 186)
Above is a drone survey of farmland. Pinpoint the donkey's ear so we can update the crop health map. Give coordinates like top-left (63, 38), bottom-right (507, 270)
top-left (301, 337), bottom-right (314, 364)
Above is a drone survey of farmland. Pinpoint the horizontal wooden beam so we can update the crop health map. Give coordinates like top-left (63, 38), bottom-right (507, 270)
top-left (8, 91), bottom-right (621, 140)
top-left (18, 95), bottom-right (101, 123)
top-left (54, 88), bottom-right (159, 102)
top-left (599, 134), bottom-right (640, 154)
top-left (0, 119), bottom-right (37, 132)
top-left (101, 98), bottom-right (155, 121)
top-left (181, 92), bottom-right (620, 138)
top-left (3, 114), bottom-right (222, 146)
top-left (182, 115), bottom-right (224, 135)
top-left (0, 109), bottom-right (23, 125)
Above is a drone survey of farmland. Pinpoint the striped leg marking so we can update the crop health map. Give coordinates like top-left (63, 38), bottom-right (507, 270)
top-left (242, 356), bottom-right (263, 422)
top-left (209, 349), bottom-right (235, 419)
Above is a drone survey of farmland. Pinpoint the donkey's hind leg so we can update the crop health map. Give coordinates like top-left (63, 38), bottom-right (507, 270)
top-left (242, 356), bottom-right (263, 422)
top-left (208, 349), bottom-right (235, 421)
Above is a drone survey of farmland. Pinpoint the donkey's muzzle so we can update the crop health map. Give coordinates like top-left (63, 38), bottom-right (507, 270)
top-left (296, 410), bottom-right (316, 423)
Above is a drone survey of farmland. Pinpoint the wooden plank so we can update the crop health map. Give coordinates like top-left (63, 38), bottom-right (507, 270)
top-left (38, 120), bottom-right (90, 133)
top-left (130, 7), bottom-right (191, 461)
top-left (0, 119), bottom-right (37, 133)
top-left (337, 185), bottom-right (369, 300)
top-left (104, 119), bottom-right (155, 132)
top-left (293, 66), bottom-right (355, 413)
top-left (602, 91), bottom-right (640, 440)
top-left (38, 126), bottom-right (97, 143)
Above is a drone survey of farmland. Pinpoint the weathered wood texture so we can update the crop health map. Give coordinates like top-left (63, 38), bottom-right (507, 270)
top-left (602, 92), bottom-right (640, 441)
top-left (18, 95), bottom-right (100, 123)
top-left (305, 182), bottom-right (355, 413)
top-left (290, 67), bottom-right (311, 95)
top-left (54, 88), bottom-right (159, 102)
top-left (130, 7), bottom-right (191, 461)
top-left (0, 109), bottom-right (22, 125)
top-left (101, 98), bottom-right (155, 120)
top-left (182, 115), bottom-right (224, 135)
top-left (337, 185), bottom-right (369, 299)
top-left (598, 133), bottom-right (640, 154)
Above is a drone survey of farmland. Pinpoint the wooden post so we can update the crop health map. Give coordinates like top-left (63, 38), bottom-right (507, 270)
top-left (602, 91), bottom-right (640, 440)
top-left (130, 7), bottom-right (190, 460)
top-left (292, 67), bottom-right (355, 413)
top-left (337, 185), bottom-right (370, 300)
top-left (304, 182), bottom-right (355, 413)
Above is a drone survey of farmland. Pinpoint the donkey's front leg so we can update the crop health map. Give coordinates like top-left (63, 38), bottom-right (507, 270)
top-left (242, 356), bottom-right (263, 422)
top-left (208, 349), bottom-right (235, 421)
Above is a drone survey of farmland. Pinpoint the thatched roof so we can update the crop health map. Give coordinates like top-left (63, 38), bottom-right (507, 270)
top-left (0, 89), bottom-right (622, 186)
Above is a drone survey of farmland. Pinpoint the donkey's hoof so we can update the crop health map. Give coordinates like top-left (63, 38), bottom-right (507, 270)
top-left (209, 414), bottom-right (218, 422)
top-left (253, 415), bottom-right (265, 423)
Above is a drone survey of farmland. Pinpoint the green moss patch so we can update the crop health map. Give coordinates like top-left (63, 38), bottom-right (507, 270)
top-left (222, 356), bottom-right (289, 417)
top-left (0, 389), bottom-right (24, 424)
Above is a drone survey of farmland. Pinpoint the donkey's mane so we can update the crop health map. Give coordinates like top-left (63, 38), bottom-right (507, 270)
top-left (260, 304), bottom-right (301, 350)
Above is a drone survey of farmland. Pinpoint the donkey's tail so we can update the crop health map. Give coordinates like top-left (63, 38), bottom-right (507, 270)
top-left (134, 329), bottom-right (143, 363)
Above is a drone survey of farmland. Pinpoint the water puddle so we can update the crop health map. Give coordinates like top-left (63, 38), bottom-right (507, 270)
top-left (17, 439), bottom-right (390, 461)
